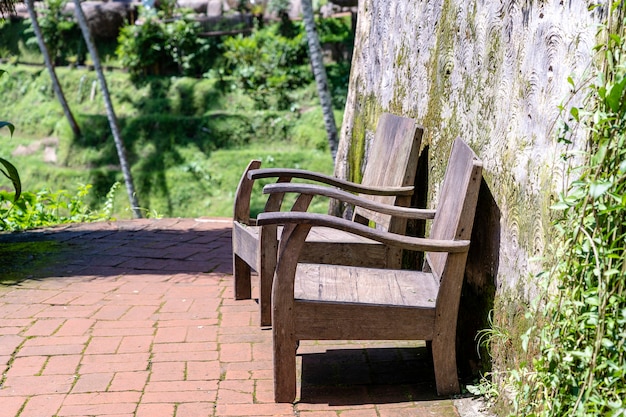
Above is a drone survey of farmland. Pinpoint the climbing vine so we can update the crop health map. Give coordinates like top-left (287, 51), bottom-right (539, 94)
top-left (509, 2), bottom-right (626, 415)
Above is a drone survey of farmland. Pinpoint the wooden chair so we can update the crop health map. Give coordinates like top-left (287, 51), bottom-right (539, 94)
top-left (256, 137), bottom-right (483, 401)
top-left (232, 113), bottom-right (424, 325)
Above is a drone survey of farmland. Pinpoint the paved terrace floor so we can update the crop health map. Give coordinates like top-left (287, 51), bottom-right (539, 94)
top-left (0, 218), bottom-right (485, 417)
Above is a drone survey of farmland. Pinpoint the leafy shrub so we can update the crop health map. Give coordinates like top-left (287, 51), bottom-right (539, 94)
top-left (223, 23), bottom-right (310, 109)
top-left (0, 183), bottom-right (117, 231)
top-left (1, 69), bottom-right (21, 202)
top-left (326, 61), bottom-right (351, 109)
top-left (25, 0), bottom-right (84, 65)
top-left (117, 16), bottom-right (169, 78)
top-left (116, 12), bottom-right (213, 80)
top-left (164, 18), bottom-right (211, 76)
top-left (317, 15), bottom-right (354, 47)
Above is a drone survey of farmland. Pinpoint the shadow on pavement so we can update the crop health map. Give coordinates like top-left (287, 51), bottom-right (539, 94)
top-left (0, 219), bottom-right (233, 283)
top-left (298, 346), bottom-right (440, 405)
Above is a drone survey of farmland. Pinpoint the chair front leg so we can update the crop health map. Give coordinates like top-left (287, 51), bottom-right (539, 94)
top-left (431, 334), bottom-right (460, 396)
top-left (273, 327), bottom-right (298, 403)
top-left (259, 224), bottom-right (278, 326)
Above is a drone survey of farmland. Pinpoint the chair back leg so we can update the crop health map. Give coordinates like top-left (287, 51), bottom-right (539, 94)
top-left (234, 255), bottom-right (252, 300)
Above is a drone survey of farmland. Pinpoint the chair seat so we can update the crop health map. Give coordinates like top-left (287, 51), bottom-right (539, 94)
top-left (233, 223), bottom-right (391, 272)
top-left (295, 264), bottom-right (439, 309)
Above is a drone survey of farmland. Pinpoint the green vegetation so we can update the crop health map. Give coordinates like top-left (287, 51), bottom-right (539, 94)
top-left (0, 4), bottom-right (352, 229)
top-left (0, 68), bottom-right (21, 203)
top-left (471, 4), bottom-right (626, 415)
top-left (223, 23), bottom-right (309, 110)
top-left (24, 0), bottom-right (83, 65)
top-left (116, 11), bottom-right (214, 79)
top-left (0, 65), bottom-right (340, 223)
top-left (0, 183), bottom-right (116, 230)
top-left (512, 6), bottom-right (626, 414)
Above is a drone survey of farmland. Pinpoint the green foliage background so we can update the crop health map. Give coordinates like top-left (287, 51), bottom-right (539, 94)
top-left (0, 64), bottom-right (339, 222)
top-left (0, 2), bottom-right (353, 227)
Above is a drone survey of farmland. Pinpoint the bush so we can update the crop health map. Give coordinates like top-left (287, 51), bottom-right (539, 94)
top-left (0, 183), bottom-right (116, 231)
top-left (24, 0), bottom-right (85, 65)
top-left (116, 11), bottom-right (213, 80)
top-left (1, 69), bottom-right (21, 203)
top-left (117, 16), bottom-right (169, 78)
top-left (223, 23), bottom-right (310, 110)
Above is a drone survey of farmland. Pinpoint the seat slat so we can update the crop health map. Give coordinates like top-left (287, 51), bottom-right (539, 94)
top-left (294, 264), bottom-right (438, 309)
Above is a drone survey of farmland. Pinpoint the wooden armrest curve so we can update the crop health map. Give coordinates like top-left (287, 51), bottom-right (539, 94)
top-left (257, 212), bottom-right (469, 253)
top-left (248, 168), bottom-right (414, 196)
top-left (263, 183), bottom-right (436, 220)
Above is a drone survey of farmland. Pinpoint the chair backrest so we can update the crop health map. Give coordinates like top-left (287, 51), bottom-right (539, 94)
top-left (426, 138), bottom-right (483, 279)
top-left (353, 113), bottom-right (423, 232)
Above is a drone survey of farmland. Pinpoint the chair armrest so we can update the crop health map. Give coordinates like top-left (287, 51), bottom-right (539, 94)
top-left (257, 211), bottom-right (469, 253)
top-left (263, 183), bottom-right (436, 220)
top-left (248, 168), bottom-right (414, 196)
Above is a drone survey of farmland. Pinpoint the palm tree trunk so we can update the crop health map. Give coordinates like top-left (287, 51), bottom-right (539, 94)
top-left (301, 0), bottom-right (339, 162)
top-left (72, 0), bottom-right (142, 218)
top-left (25, 0), bottom-right (81, 138)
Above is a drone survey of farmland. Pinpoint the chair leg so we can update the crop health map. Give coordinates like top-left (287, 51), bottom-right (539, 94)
top-left (259, 270), bottom-right (272, 326)
top-left (234, 254), bottom-right (252, 300)
top-left (273, 328), bottom-right (297, 402)
top-left (259, 252), bottom-right (276, 327)
top-left (431, 337), bottom-right (460, 396)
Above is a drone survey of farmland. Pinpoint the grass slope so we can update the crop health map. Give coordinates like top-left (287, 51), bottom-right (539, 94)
top-left (0, 64), bottom-right (338, 219)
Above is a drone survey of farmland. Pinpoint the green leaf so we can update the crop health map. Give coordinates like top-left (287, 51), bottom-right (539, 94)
top-left (601, 338), bottom-right (615, 348)
top-left (0, 121), bottom-right (15, 137)
top-left (551, 201), bottom-right (570, 210)
top-left (567, 76), bottom-right (575, 89)
top-left (590, 180), bottom-right (612, 199)
top-left (606, 77), bottom-right (626, 112)
top-left (0, 157), bottom-right (21, 202)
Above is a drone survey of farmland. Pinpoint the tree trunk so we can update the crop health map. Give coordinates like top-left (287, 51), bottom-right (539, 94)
top-left (72, 0), bottom-right (142, 218)
top-left (25, 0), bottom-right (81, 138)
top-left (301, 0), bottom-right (339, 162)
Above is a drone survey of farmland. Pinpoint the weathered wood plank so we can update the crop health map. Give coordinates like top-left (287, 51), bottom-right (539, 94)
top-left (294, 264), bottom-right (438, 308)
top-left (355, 115), bottom-right (424, 230)
top-left (293, 302), bottom-right (436, 340)
top-left (232, 222), bottom-right (259, 269)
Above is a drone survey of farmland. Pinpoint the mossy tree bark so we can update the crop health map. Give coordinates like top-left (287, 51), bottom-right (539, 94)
top-left (72, 0), bottom-right (142, 218)
top-left (25, 0), bottom-right (81, 139)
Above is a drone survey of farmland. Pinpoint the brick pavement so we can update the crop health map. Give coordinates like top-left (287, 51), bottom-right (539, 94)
top-left (0, 218), bottom-right (466, 417)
